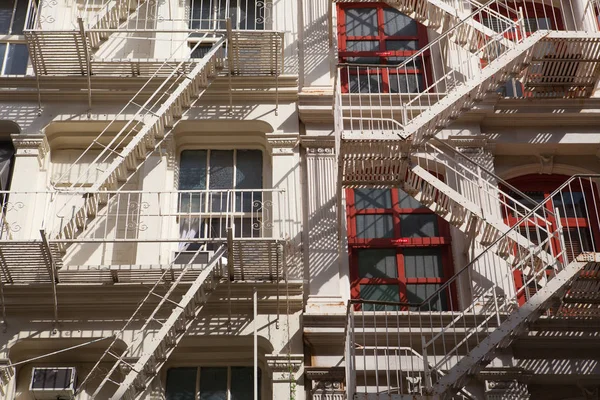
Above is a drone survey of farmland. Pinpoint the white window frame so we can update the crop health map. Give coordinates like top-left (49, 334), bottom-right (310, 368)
top-left (0, 0), bottom-right (35, 76)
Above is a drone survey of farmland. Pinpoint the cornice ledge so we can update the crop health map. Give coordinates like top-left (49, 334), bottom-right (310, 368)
top-left (446, 135), bottom-right (496, 153)
top-left (12, 134), bottom-right (45, 149)
top-left (266, 134), bottom-right (299, 155)
top-left (301, 136), bottom-right (335, 155)
top-left (305, 366), bottom-right (345, 382)
top-left (265, 354), bottom-right (303, 372)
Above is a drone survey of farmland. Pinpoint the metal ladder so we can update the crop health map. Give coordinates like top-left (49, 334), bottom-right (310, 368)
top-left (77, 244), bottom-right (228, 399)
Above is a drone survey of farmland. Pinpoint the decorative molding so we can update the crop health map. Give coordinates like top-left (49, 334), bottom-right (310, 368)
top-left (305, 366), bottom-right (345, 382)
top-left (265, 354), bottom-right (303, 372)
top-left (12, 135), bottom-right (46, 169)
top-left (306, 367), bottom-right (345, 400)
top-left (537, 154), bottom-right (555, 175)
top-left (301, 137), bottom-right (336, 156)
top-left (447, 135), bottom-right (496, 154)
top-left (267, 135), bottom-right (298, 155)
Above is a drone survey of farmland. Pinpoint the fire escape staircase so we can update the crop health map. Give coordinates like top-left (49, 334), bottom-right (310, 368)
top-left (335, 0), bottom-right (600, 399)
top-left (47, 36), bottom-right (226, 258)
top-left (76, 245), bottom-right (227, 400)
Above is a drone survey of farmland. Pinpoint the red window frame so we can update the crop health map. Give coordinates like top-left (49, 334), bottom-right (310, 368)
top-left (337, 3), bottom-right (431, 93)
top-left (346, 187), bottom-right (456, 311)
top-left (501, 174), bottom-right (600, 305)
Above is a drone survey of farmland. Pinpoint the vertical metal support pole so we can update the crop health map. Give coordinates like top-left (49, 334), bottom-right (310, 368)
top-left (226, 18), bottom-right (233, 115)
top-left (421, 336), bottom-right (432, 392)
top-left (77, 18), bottom-right (93, 116)
top-left (0, 264), bottom-right (7, 332)
top-left (253, 287), bottom-right (258, 400)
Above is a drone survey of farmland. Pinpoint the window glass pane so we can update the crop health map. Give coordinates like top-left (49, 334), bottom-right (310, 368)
top-left (0, 1), bottom-right (13, 35)
top-left (190, 0), bottom-right (212, 29)
top-left (0, 44), bottom-right (6, 75)
top-left (389, 73), bottom-right (424, 93)
top-left (553, 191), bottom-right (588, 218)
top-left (398, 189), bottom-right (423, 209)
top-left (349, 73), bottom-right (383, 93)
top-left (209, 150), bottom-right (234, 189)
top-left (404, 248), bottom-right (443, 278)
top-left (356, 214), bottom-right (394, 238)
top-left (236, 150), bottom-right (262, 189)
top-left (355, 189), bottom-right (392, 209)
top-left (12, 0), bottom-right (28, 34)
top-left (241, 0), bottom-right (265, 30)
top-left (345, 8), bottom-right (378, 37)
top-left (482, 17), bottom-right (512, 33)
top-left (4, 43), bottom-right (28, 75)
top-left (346, 40), bottom-right (379, 52)
top-left (506, 191), bottom-right (545, 217)
top-left (386, 40), bottom-right (418, 52)
top-left (524, 17), bottom-right (551, 32)
top-left (400, 214), bottom-right (438, 237)
top-left (190, 43), bottom-right (213, 59)
top-left (357, 249), bottom-right (398, 279)
top-left (235, 150), bottom-right (262, 212)
top-left (179, 150), bottom-right (207, 190)
top-left (200, 367), bottom-right (227, 400)
top-left (345, 40), bottom-right (380, 64)
top-left (383, 9), bottom-right (417, 36)
top-left (231, 367), bottom-right (261, 400)
top-left (360, 284), bottom-right (400, 310)
top-left (407, 283), bottom-right (447, 311)
top-left (166, 367), bottom-right (197, 400)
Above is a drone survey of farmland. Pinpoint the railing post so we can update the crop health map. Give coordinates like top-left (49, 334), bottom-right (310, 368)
top-left (421, 336), bottom-right (433, 393)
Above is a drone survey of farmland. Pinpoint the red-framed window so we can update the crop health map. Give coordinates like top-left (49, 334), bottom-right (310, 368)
top-left (501, 174), bottom-right (600, 304)
top-left (346, 188), bottom-right (455, 311)
top-left (337, 3), bottom-right (430, 93)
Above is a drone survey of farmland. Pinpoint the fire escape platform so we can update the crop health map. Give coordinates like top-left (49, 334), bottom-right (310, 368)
top-left (0, 241), bottom-right (62, 285)
top-left (24, 30), bottom-right (285, 77)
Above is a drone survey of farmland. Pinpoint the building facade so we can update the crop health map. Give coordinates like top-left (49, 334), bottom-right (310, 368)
top-left (0, 0), bottom-right (599, 399)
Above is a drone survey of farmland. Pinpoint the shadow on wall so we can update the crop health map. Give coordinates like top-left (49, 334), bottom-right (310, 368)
top-left (298, 0), bottom-right (332, 85)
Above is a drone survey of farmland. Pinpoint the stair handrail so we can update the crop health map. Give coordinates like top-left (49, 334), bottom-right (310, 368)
top-left (337, 0), bottom-right (521, 70)
top-left (429, 138), bottom-right (558, 221)
top-left (51, 31), bottom-right (224, 192)
top-left (347, 173), bottom-right (600, 313)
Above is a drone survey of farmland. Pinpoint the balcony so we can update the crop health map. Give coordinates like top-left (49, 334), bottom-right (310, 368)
top-left (0, 189), bottom-right (288, 284)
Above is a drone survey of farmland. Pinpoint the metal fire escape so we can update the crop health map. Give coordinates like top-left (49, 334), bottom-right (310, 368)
top-left (0, 0), bottom-right (289, 398)
top-left (335, 0), bottom-right (600, 399)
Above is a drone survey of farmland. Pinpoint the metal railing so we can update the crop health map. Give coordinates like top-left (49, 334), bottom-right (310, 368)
top-left (335, 0), bottom-right (600, 141)
top-left (79, 0), bottom-right (273, 31)
top-left (345, 174), bottom-right (600, 397)
top-left (0, 189), bottom-right (287, 243)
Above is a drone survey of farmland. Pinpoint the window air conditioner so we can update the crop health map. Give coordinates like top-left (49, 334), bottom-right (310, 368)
top-left (29, 367), bottom-right (76, 400)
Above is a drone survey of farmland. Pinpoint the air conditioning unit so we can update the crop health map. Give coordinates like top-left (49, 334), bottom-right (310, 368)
top-left (29, 367), bottom-right (76, 400)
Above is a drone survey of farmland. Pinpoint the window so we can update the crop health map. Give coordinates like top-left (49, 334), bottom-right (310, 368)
top-left (347, 188), bottom-right (455, 311)
top-left (502, 175), bottom-right (600, 305)
top-left (189, 0), bottom-right (270, 30)
top-left (337, 4), bottom-right (429, 93)
top-left (0, 0), bottom-right (32, 76)
top-left (166, 366), bottom-right (261, 400)
top-left (177, 149), bottom-right (263, 243)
